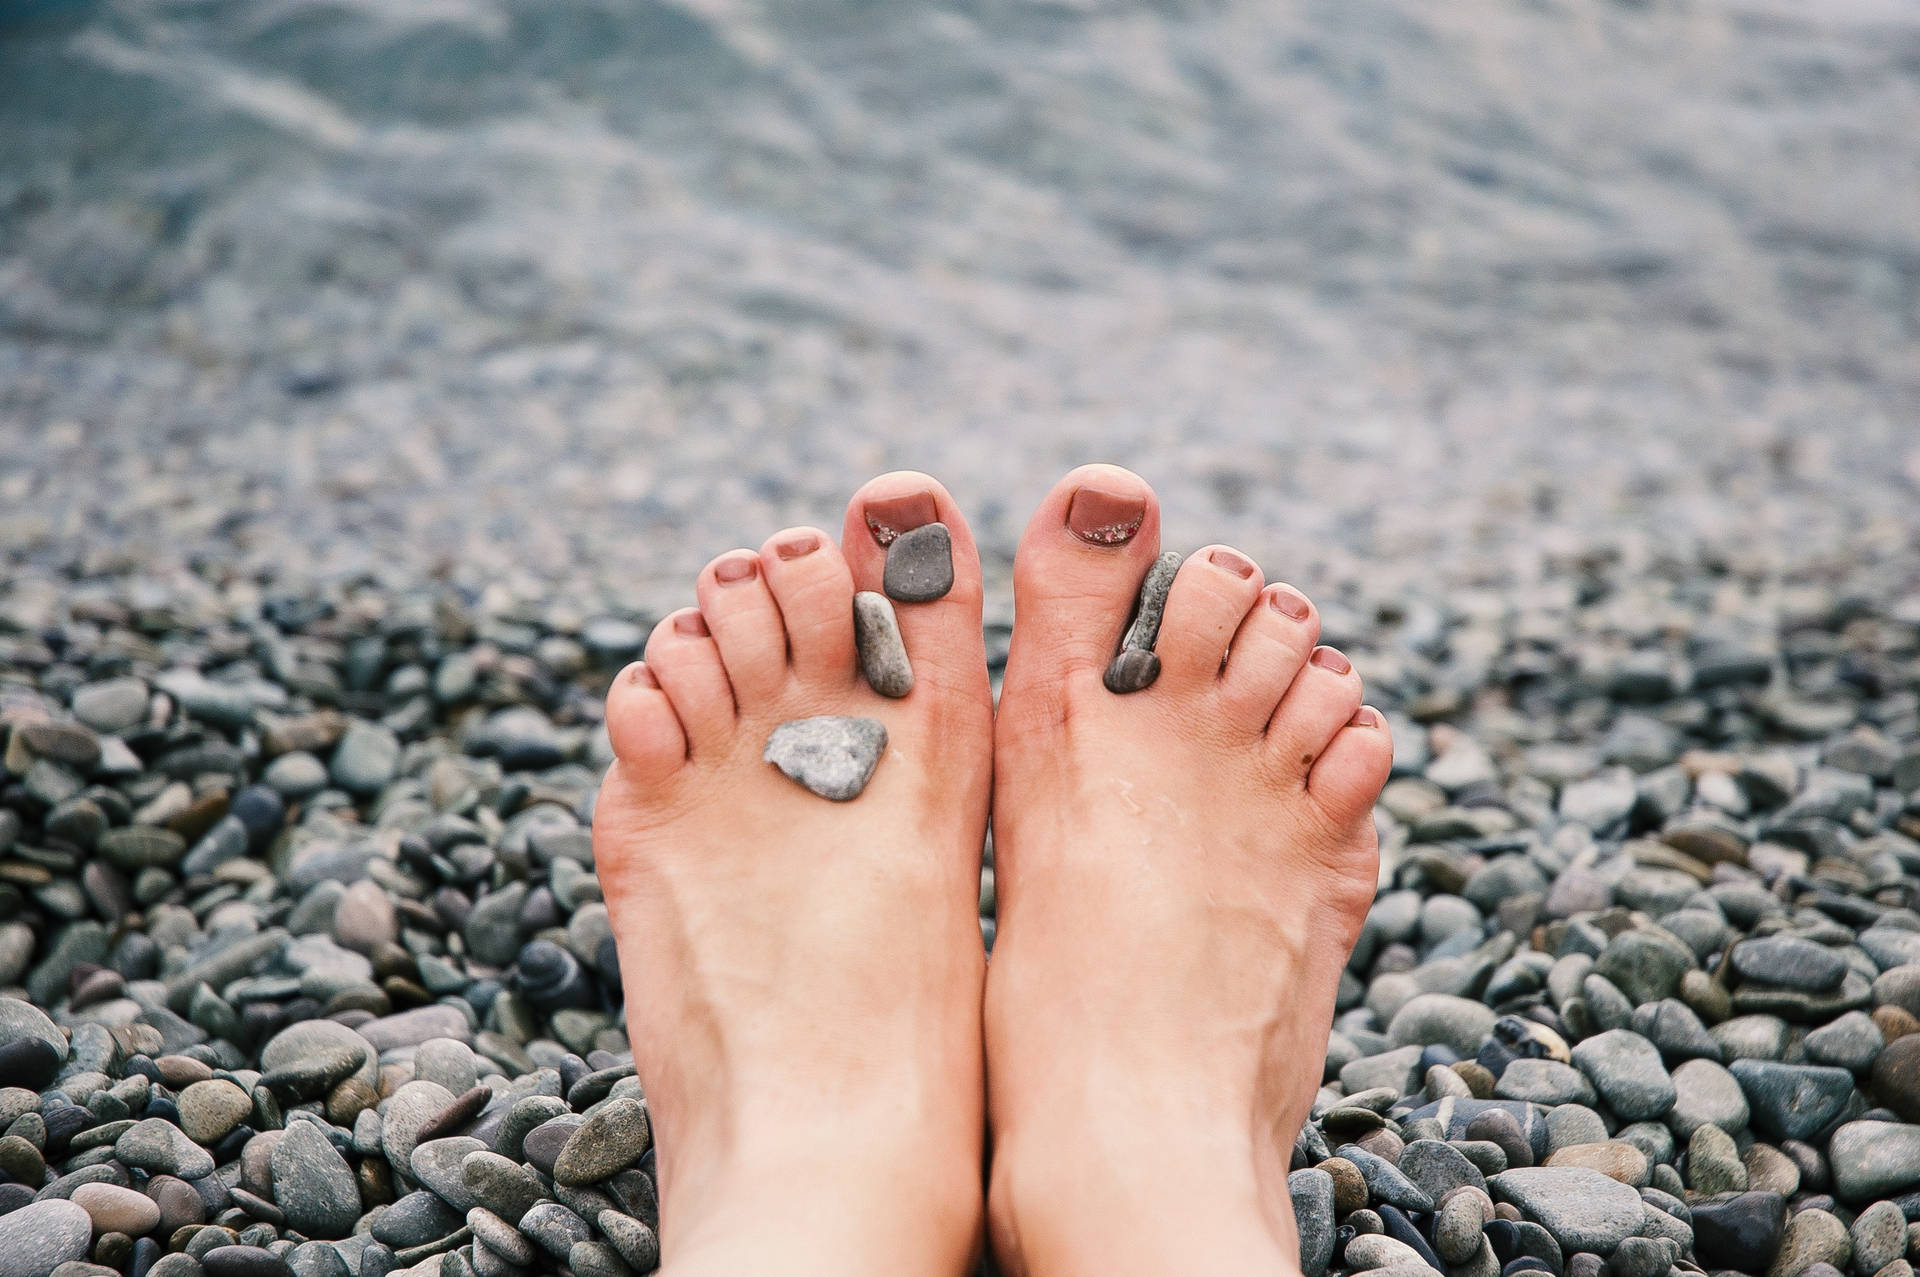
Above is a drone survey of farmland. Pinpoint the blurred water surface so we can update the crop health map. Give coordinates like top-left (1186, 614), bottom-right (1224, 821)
top-left (1, 0), bottom-right (1916, 610)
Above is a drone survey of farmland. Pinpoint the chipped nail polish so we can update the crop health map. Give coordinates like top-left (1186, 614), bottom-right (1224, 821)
top-left (1067, 486), bottom-right (1147, 545)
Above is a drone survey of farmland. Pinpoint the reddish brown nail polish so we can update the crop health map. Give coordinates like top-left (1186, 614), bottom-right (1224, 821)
top-left (714, 555), bottom-right (757, 583)
top-left (674, 611), bottom-right (709, 637)
top-left (774, 532), bottom-right (821, 560)
top-left (1066, 486), bottom-right (1146, 545)
top-left (1310, 646), bottom-right (1351, 675)
top-left (1268, 586), bottom-right (1311, 621)
top-left (1208, 547), bottom-right (1256, 579)
top-left (864, 493), bottom-right (940, 546)
top-left (1351, 706), bottom-right (1382, 728)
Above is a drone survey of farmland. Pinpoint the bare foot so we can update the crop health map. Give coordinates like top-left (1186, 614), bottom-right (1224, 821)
top-left (984, 465), bottom-right (1392, 1277)
top-left (593, 473), bottom-right (995, 1277)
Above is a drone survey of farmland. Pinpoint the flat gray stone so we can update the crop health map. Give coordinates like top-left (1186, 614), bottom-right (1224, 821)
top-left (1290, 1168), bottom-right (1336, 1277)
top-left (1490, 1166), bottom-right (1645, 1254)
top-left (764, 716), bottom-right (887, 801)
top-left (0, 1199), bottom-right (92, 1277)
top-left (1570, 1029), bottom-right (1675, 1121)
top-left (553, 1097), bottom-right (650, 1186)
top-left (271, 1120), bottom-right (361, 1239)
top-left (1101, 647), bottom-right (1161, 694)
top-left (1727, 1059), bottom-right (1854, 1141)
top-left (1827, 1120), bottom-right (1920, 1202)
top-left (1104, 551), bottom-right (1181, 692)
top-left (852, 592), bottom-right (912, 698)
top-left (1730, 936), bottom-right (1848, 992)
top-left (883, 521), bottom-right (954, 602)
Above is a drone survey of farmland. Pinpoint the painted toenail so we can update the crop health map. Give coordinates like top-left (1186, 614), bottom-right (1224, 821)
top-left (714, 555), bottom-right (757, 584)
top-left (674, 611), bottom-right (710, 637)
top-left (773, 532), bottom-right (821, 560)
top-left (1311, 646), bottom-right (1351, 674)
top-left (884, 522), bottom-right (954, 602)
top-left (1067, 486), bottom-right (1146, 545)
top-left (1351, 706), bottom-right (1383, 728)
top-left (1208, 547), bottom-right (1256, 579)
top-left (863, 493), bottom-right (940, 546)
top-left (627, 664), bottom-right (659, 688)
top-left (1269, 586), bottom-right (1311, 621)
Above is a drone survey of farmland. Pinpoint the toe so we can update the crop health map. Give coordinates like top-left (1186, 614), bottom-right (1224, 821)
top-left (840, 471), bottom-right (988, 697)
top-left (1308, 705), bottom-right (1395, 825)
top-left (603, 661), bottom-right (689, 783)
top-left (1217, 583), bottom-right (1321, 732)
top-left (759, 527), bottom-right (857, 689)
top-left (695, 550), bottom-right (791, 708)
top-left (1152, 545), bottom-right (1265, 690)
top-left (1006, 464), bottom-right (1162, 686)
top-left (643, 609), bottom-right (736, 754)
top-left (1265, 645), bottom-right (1364, 779)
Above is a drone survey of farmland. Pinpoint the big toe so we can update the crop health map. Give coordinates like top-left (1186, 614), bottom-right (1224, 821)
top-left (1005, 464), bottom-right (1164, 689)
top-left (840, 471), bottom-right (989, 698)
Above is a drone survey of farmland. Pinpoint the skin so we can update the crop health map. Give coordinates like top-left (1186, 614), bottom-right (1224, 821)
top-left (593, 466), bottom-right (1390, 1277)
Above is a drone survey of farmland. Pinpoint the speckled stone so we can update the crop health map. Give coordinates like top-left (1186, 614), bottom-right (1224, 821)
top-left (882, 522), bottom-right (954, 602)
top-left (763, 716), bottom-right (887, 801)
top-left (1103, 551), bottom-right (1181, 693)
top-left (852, 592), bottom-right (913, 698)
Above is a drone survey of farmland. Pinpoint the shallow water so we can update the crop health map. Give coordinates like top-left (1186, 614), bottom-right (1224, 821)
top-left (1, 0), bottom-right (1916, 611)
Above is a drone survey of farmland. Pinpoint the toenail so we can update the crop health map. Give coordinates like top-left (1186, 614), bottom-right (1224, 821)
top-left (863, 493), bottom-right (940, 546)
top-left (1310, 646), bottom-right (1351, 675)
top-left (1351, 706), bottom-right (1383, 728)
top-left (674, 611), bottom-right (710, 637)
top-left (628, 664), bottom-right (659, 688)
top-left (1067, 485), bottom-right (1146, 545)
top-left (773, 532), bottom-right (821, 560)
top-left (1269, 586), bottom-right (1311, 621)
top-left (714, 555), bottom-right (758, 584)
top-left (1207, 547), bottom-right (1256, 579)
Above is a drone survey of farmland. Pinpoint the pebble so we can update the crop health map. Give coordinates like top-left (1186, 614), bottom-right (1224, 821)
top-left (1290, 1168), bottom-right (1337, 1277)
top-left (1731, 1060), bottom-right (1857, 1141)
top-left (1734, 937), bottom-right (1850, 994)
top-left (270, 1120), bottom-right (361, 1239)
top-left (554, 1097), bottom-right (650, 1186)
top-left (763, 716), bottom-right (888, 801)
top-left (177, 1080), bottom-right (252, 1145)
top-left (1692, 1192), bottom-right (1788, 1272)
top-left (116, 1117), bottom-right (215, 1180)
top-left (70, 1181), bottom-right (162, 1236)
top-left (1828, 1122), bottom-right (1920, 1202)
top-left (1104, 551), bottom-right (1182, 693)
top-left (1570, 1029), bottom-right (1676, 1120)
top-left (882, 521), bottom-right (955, 602)
top-left (1490, 1167), bottom-right (1647, 1255)
top-left (1869, 1037), bottom-right (1920, 1122)
top-left (596, 1212), bottom-right (660, 1272)
top-left (1769, 1210), bottom-right (1853, 1277)
top-left (1850, 1201), bottom-right (1907, 1277)
top-left (852, 592), bottom-right (913, 698)
top-left (0, 1200), bottom-right (93, 1277)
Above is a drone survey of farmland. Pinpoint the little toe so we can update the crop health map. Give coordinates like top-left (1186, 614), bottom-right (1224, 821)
top-left (1265, 645), bottom-right (1364, 778)
top-left (840, 471), bottom-right (988, 697)
top-left (1217, 583), bottom-right (1321, 732)
top-left (1308, 706), bottom-right (1395, 825)
top-left (1152, 545), bottom-right (1266, 690)
top-left (603, 661), bottom-right (689, 784)
top-left (1005, 464), bottom-right (1164, 687)
top-left (695, 549), bottom-right (792, 708)
top-left (643, 609), bottom-right (736, 754)
top-left (759, 527), bottom-right (857, 688)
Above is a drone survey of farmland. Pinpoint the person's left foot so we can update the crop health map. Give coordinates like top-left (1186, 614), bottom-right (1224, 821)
top-left (593, 473), bottom-right (995, 1277)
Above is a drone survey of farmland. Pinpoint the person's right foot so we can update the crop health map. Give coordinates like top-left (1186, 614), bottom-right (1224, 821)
top-left (984, 465), bottom-right (1393, 1277)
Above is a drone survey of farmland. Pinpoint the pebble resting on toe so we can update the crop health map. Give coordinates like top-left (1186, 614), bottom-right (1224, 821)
top-left (765, 716), bottom-right (889, 800)
top-left (854, 591), bottom-right (914, 697)
top-left (1103, 550), bottom-right (1182, 693)
top-left (884, 521), bottom-right (956, 602)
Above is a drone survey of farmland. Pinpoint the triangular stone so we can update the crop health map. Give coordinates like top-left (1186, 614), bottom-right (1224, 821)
top-left (764, 716), bottom-right (888, 801)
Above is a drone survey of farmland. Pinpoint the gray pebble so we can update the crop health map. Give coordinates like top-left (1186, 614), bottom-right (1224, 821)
top-left (763, 716), bottom-right (888, 801)
top-left (1103, 551), bottom-right (1181, 693)
top-left (554, 1097), bottom-right (650, 1186)
top-left (852, 592), bottom-right (913, 697)
top-left (519, 1201), bottom-right (592, 1259)
top-left (882, 521), bottom-right (954, 602)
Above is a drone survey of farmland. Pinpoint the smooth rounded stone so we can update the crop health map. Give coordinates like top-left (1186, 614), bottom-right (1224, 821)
top-left (1729, 1060), bottom-right (1856, 1141)
top-left (1496, 1060), bottom-right (1598, 1108)
top-left (410, 1137), bottom-right (487, 1211)
top-left (1691, 1191), bottom-right (1788, 1271)
top-left (1850, 1201), bottom-right (1907, 1277)
top-left (70, 1181), bottom-right (162, 1236)
top-left (1102, 647), bottom-right (1161, 694)
top-left (0, 996), bottom-right (66, 1053)
top-left (262, 752), bottom-right (329, 798)
top-left (0, 1037), bottom-right (60, 1090)
top-left (851, 592), bottom-right (913, 698)
top-left (1688, 1123), bottom-right (1748, 1194)
top-left (178, 1079), bottom-right (253, 1145)
top-left (597, 1212), bottom-right (660, 1273)
top-left (1769, 1210), bottom-right (1853, 1277)
top-left (1743, 1141), bottom-right (1803, 1196)
top-left (464, 1208), bottom-right (534, 1266)
top-left (1343, 1045), bottom-right (1428, 1097)
top-left (379, 1081), bottom-right (458, 1175)
top-left (1669, 1059), bottom-right (1751, 1138)
top-left (519, 1202), bottom-right (592, 1260)
top-left (270, 1120), bottom-right (360, 1239)
top-left (1338, 1144), bottom-right (1437, 1212)
top-left (881, 521), bottom-right (954, 603)
top-left (410, 1040), bottom-right (480, 1098)
top-left (762, 716), bottom-right (887, 801)
top-left (1594, 932), bottom-right (1697, 1006)
top-left (117, 1117), bottom-right (215, 1180)
top-left (1290, 1168), bottom-right (1337, 1277)
top-left (1571, 1030), bottom-right (1676, 1121)
top-left (148, 1175), bottom-right (209, 1235)
top-left (1400, 1139), bottom-right (1487, 1199)
top-left (1390, 996), bottom-right (1499, 1059)
top-left (200, 1248), bottom-right (294, 1277)
top-left (71, 677), bottom-right (150, 733)
top-left (1805, 1012), bottom-right (1886, 1073)
top-left (370, 1192), bottom-right (463, 1249)
top-left (0, 1199), bottom-right (93, 1276)
top-left (520, 1116), bottom-right (586, 1175)
top-left (1489, 1167), bottom-right (1646, 1255)
top-left (330, 722), bottom-right (400, 796)
top-left (149, 1257), bottom-right (206, 1277)
top-left (1611, 1236), bottom-right (1677, 1277)
top-left (1437, 1190), bottom-right (1494, 1264)
top-left (1733, 937), bottom-right (1849, 994)
top-left (460, 1152), bottom-right (545, 1223)
top-left (568, 1241), bottom-right (635, 1277)
top-left (1346, 1234), bottom-right (1430, 1272)
top-left (1870, 1036), bottom-right (1920, 1122)
top-left (1545, 1105), bottom-right (1608, 1153)
top-left (0, 1133), bottom-right (42, 1185)
top-left (332, 881), bottom-right (399, 956)
top-left (1319, 1156), bottom-right (1370, 1215)
top-left (1828, 1122), bottom-right (1920, 1202)
top-left (1875, 967), bottom-right (1920, 1020)
top-left (553, 1098), bottom-right (650, 1186)
top-left (1542, 1142), bottom-right (1649, 1187)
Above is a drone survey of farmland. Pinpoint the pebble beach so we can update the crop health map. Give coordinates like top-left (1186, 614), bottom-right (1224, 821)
top-left (3, 0), bottom-right (1920, 1274)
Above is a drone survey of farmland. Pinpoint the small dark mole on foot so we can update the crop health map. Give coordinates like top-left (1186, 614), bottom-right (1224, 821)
top-left (1301, 753), bottom-right (1315, 767)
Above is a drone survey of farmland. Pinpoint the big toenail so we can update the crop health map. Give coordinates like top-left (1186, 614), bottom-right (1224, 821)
top-left (1208, 548), bottom-right (1256, 579)
top-left (674, 611), bottom-right (710, 637)
top-left (1311, 646), bottom-right (1351, 674)
top-left (1067, 486), bottom-right (1146, 545)
top-left (715, 556), bottom-right (757, 583)
top-left (1269, 586), bottom-right (1311, 621)
top-left (863, 493), bottom-right (940, 546)
top-left (774, 532), bottom-right (821, 560)
top-left (884, 521), bottom-right (954, 602)
top-left (1351, 706), bottom-right (1383, 728)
